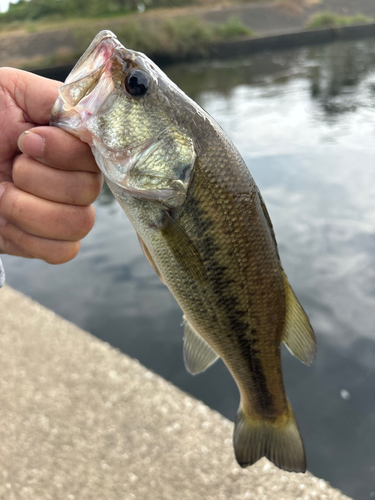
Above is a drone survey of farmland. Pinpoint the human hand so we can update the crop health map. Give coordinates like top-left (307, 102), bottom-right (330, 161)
top-left (0, 68), bottom-right (102, 264)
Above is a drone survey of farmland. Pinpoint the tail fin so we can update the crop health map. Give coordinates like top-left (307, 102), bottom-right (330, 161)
top-left (233, 401), bottom-right (306, 473)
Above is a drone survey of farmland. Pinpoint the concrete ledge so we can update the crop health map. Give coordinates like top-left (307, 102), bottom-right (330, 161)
top-left (0, 285), bottom-right (351, 499)
top-left (208, 23), bottom-right (375, 59)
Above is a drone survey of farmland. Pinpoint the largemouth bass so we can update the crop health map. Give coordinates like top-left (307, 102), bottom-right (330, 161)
top-left (51, 31), bottom-right (316, 473)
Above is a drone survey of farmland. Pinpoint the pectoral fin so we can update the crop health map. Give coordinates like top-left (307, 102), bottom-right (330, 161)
top-left (282, 272), bottom-right (316, 366)
top-left (183, 316), bottom-right (219, 374)
top-left (137, 234), bottom-right (165, 285)
top-left (160, 211), bottom-right (206, 283)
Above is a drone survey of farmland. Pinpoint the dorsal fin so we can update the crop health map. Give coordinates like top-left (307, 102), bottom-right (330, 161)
top-left (183, 316), bottom-right (219, 375)
top-left (282, 272), bottom-right (316, 366)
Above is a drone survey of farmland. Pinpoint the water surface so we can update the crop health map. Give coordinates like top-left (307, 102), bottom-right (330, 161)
top-left (5, 39), bottom-right (375, 499)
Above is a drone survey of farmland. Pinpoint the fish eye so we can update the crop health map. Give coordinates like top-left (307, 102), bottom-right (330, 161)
top-left (124, 69), bottom-right (149, 97)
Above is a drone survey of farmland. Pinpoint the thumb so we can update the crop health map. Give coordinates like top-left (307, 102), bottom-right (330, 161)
top-left (0, 67), bottom-right (61, 125)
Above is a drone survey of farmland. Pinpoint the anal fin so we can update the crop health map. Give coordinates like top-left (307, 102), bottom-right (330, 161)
top-left (183, 316), bottom-right (219, 375)
top-left (282, 272), bottom-right (316, 366)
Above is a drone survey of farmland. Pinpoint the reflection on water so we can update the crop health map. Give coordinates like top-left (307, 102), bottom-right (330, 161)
top-left (5, 39), bottom-right (375, 499)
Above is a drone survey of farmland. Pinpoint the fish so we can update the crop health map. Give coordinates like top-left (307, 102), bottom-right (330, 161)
top-left (51, 30), bottom-right (316, 473)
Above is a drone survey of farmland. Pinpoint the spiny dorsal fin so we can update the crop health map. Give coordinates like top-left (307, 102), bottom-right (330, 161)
top-left (137, 233), bottom-right (165, 285)
top-left (282, 272), bottom-right (316, 366)
top-left (160, 211), bottom-right (206, 283)
top-left (233, 400), bottom-right (306, 473)
top-left (183, 316), bottom-right (219, 375)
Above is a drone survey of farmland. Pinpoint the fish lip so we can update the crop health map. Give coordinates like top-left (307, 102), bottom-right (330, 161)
top-left (66, 30), bottom-right (121, 85)
top-left (51, 30), bottom-right (121, 122)
top-left (51, 30), bottom-right (155, 125)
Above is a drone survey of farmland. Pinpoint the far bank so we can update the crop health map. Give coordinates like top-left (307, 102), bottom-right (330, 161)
top-left (2, 0), bottom-right (375, 71)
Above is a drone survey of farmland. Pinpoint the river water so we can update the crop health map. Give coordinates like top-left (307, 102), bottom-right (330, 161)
top-left (5, 38), bottom-right (375, 499)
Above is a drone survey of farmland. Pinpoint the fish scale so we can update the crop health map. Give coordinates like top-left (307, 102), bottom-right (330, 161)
top-left (51, 30), bottom-right (316, 473)
top-left (176, 155), bottom-right (286, 414)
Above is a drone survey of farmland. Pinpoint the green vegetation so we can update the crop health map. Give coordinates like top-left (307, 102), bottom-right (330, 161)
top-left (19, 13), bottom-right (254, 70)
top-left (94, 14), bottom-right (253, 57)
top-left (80, 15), bottom-right (214, 59)
top-left (0, 0), bottom-right (266, 24)
top-left (79, 15), bottom-right (254, 58)
top-left (0, 0), bottom-right (256, 69)
top-left (213, 15), bottom-right (253, 39)
top-left (305, 11), bottom-right (374, 30)
top-left (0, 0), bottom-right (135, 23)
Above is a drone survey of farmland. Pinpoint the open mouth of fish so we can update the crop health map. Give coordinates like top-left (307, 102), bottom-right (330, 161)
top-left (51, 31), bottom-right (167, 196)
top-left (51, 31), bottom-right (121, 137)
top-left (51, 30), bottom-right (195, 204)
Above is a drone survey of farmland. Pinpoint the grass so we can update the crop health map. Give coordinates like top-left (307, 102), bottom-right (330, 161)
top-left (305, 11), bottom-right (374, 29)
top-left (77, 14), bottom-right (254, 58)
top-left (0, 0), bottom-right (266, 35)
top-left (0, 0), bottom-right (270, 28)
top-left (213, 15), bottom-right (254, 39)
top-left (18, 13), bottom-right (254, 70)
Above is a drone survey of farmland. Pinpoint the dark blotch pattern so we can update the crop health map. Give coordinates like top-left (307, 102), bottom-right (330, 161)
top-left (176, 157), bottom-right (279, 416)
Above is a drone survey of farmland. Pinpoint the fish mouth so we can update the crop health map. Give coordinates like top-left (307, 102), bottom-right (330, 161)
top-left (51, 30), bottom-right (181, 201)
top-left (50, 30), bottom-right (164, 196)
top-left (65, 30), bottom-right (120, 86)
top-left (50, 30), bottom-right (122, 139)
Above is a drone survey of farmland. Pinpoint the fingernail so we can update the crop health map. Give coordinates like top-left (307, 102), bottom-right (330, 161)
top-left (18, 131), bottom-right (45, 158)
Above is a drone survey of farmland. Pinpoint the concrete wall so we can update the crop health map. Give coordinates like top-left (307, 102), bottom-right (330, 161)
top-left (0, 285), bottom-right (352, 499)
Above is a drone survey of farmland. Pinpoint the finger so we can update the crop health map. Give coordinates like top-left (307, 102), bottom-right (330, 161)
top-left (18, 126), bottom-right (100, 173)
top-left (0, 232), bottom-right (34, 259)
top-left (0, 68), bottom-right (61, 125)
top-left (0, 182), bottom-right (96, 241)
top-left (0, 222), bottom-right (80, 264)
top-left (13, 154), bottom-right (103, 206)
